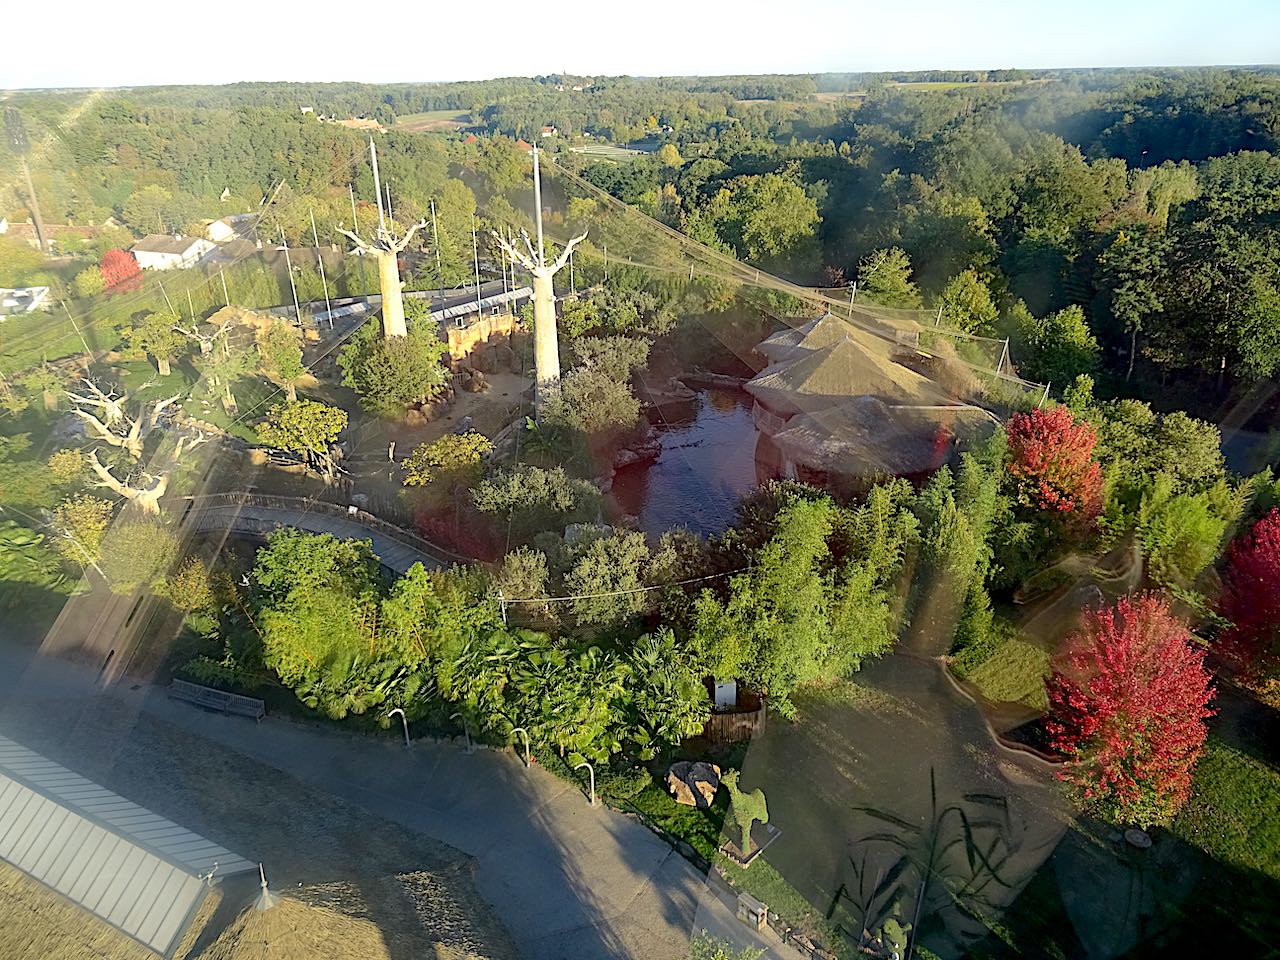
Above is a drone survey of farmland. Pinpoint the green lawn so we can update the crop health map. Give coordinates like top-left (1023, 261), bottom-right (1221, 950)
top-left (963, 637), bottom-right (1051, 711)
top-left (109, 357), bottom-right (269, 443)
top-left (1174, 737), bottom-right (1280, 879)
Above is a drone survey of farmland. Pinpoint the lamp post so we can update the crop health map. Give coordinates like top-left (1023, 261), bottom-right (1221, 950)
top-left (511, 727), bottom-right (531, 768)
top-left (574, 760), bottom-right (596, 806)
top-left (450, 712), bottom-right (474, 754)
top-left (387, 708), bottom-right (410, 748)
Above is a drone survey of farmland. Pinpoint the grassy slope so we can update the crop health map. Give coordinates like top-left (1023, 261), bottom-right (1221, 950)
top-left (1174, 736), bottom-right (1280, 879)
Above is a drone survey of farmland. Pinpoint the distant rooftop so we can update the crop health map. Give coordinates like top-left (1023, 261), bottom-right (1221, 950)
top-left (132, 234), bottom-right (206, 255)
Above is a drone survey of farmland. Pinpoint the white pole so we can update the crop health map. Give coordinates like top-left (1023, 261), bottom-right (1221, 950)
top-left (935, 303), bottom-right (943, 327)
top-left (311, 207), bottom-right (333, 329)
top-left (349, 183), bottom-right (358, 228)
top-left (430, 197), bottom-right (442, 294)
top-left (369, 138), bottom-right (386, 237)
top-left (280, 228), bottom-right (302, 327)
top-left (450, 713), bottom-right (474, 754)
top-left (220, 269), bottom-right (230, 307)
top-left (387, 708), bottom-right (410, 748)
top-left (158, 281), bottom-right (176, 316)
top-left (569, 248), bottom-right (575, 294)
top-left (472, 215), bottom-right (482, 319)
top-left (574, 761), bottom-right (596, 806)
top-left (532, 144), bottom-right (545, 265)
top-left (511, 726), bottom-right (530, 767)
top-left (186, 288), bottom-right (196, 324)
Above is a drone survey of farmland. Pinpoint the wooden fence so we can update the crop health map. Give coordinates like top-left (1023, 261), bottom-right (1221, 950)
top-left (702, 698), bottom-right (767, 744)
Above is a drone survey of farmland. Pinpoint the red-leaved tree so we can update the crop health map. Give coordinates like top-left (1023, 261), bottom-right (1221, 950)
top-left (1218, 508), bottom-right (1280, 682)
top-left (1006, 406), bottom-right (1102, 523)
top-left (1047, 592), bottom-right (1215, 827)
top-left (100, 248), bottom-right (142, 293)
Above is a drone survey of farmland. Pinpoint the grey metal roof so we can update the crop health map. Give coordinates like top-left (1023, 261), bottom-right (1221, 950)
top-left (132, 234), bottom-right (203, 255)
top-left (0, 736), bottom-right (254, 957)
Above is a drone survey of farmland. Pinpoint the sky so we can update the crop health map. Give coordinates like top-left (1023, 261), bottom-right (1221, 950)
top-left (4, 0), bottom-right (1278, 90)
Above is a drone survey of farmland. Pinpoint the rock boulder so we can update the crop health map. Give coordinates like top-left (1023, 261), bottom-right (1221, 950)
top-left (665, 761), bottom-right (722, 809)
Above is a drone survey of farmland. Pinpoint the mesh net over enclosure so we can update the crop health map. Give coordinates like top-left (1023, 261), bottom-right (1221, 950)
top-left (462, 152), bottom-right (1047, 418)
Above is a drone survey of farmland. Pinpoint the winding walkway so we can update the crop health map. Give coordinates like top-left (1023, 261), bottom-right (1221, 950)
top-left (181, 492), bottom-right (469, 572)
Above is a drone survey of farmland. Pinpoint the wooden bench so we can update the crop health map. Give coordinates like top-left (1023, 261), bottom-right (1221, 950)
top-left (169, 679), bottom-right (265, 721)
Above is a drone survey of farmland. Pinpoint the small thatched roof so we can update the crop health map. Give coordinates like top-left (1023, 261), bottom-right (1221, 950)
top-left (758, 313), bottom-right (877, 364)
top-left (771, 396), bottom-right (996, 477)
top-left (198, 896), bottom-right (390, 960)
top-left (747, 333), bottom-right (954, 415)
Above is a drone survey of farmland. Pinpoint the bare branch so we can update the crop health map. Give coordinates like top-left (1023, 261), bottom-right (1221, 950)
top-left (387, 219), bottom-right (429, 253)
top-left (336, 226), bottom-right (374, 255)
top-left (550, 231), bottom-right (589, 273)
top-left (492, 229), bottom-right (539, 273)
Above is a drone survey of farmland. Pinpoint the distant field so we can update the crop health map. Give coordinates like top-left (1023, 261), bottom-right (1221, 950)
top-left (885, 79), bottom-right (1054, 91)
top-left (395, 109), bottom-right (472, 132)
top-left (568, 142), bottom-right (655, 159)
top-left (813, 91), bottom-right (865, 101)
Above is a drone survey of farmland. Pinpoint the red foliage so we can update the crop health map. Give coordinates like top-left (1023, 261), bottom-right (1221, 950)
top-left (1046, 593), bottom-right (1215, 827)
top-left (1218, 508), bottom-right (1280, 673)
top-left (414, 509), bottom-right (497, 562)
top-left (1006, 406), bottom-right (1102, 523)
top-left (100, 248), bottom-right (141, 293)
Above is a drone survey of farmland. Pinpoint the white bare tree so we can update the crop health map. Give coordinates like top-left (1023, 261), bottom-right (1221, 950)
top-left (86, 430), bottom-right (210, 515)
top-left (174, 313), bottom-right (234, 355)
top-left (336, 139), bottom-right (427, 339)
top-left (66, 379), bottom-right (181, 460)
top-left (493, 225), bottom-right (588, 412)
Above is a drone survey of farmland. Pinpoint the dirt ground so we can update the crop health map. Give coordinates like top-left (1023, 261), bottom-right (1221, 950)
top-left (0, 694), bottom-right (519, 960)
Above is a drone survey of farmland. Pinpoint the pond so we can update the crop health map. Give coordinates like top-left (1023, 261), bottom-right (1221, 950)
top-left (610, 387), bottom-right (771, 539)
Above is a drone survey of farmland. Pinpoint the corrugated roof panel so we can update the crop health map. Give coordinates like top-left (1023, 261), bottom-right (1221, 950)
top-left (0, 736), bottom-right (254, 956)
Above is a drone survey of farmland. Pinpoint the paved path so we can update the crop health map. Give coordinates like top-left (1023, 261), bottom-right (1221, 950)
top-left (0, 640), bottom-right (802, 960)
top-left (187, 500), bottom-right (445, 573)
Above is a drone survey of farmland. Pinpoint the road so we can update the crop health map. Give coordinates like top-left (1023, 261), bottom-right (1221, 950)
top-left (0, 637), bottom-right (803, 960)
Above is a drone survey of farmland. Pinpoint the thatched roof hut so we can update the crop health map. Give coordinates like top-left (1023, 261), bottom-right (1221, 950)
top-left (748, 312), bottom-right (997, 480)
top-left (198, 896), bottom-right (392, 960)
top-left (747, 334), bottom-right (955, 415)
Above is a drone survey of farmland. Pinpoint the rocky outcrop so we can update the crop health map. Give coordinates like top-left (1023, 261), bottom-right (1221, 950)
top-left (665, 761), bottom-right (722, 809)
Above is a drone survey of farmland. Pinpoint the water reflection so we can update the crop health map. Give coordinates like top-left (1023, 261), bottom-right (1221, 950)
top-left (611, 388), bottom-right (767, 538)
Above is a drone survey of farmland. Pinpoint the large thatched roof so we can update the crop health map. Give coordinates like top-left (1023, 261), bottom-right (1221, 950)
top-left (747, 332), bottom-right (955, 415)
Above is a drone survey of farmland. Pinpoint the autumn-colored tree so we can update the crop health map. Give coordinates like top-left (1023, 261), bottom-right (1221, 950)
top-left (1218, 508), bottom-right (1280, 679)
top-left (1006, 406), bottom-right (1102, 524)
top-left (100, 249), bottom-right (142, 293)
top-left (1046, 593), bottom-right (1215, 827)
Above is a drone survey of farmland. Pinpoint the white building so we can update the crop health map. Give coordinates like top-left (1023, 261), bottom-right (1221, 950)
top-left (205, 213), bottom-right (255, 243)
top-left (131, 235), bottom-right (215, 270)
top-left (0, 286), bottom-right (51, 318)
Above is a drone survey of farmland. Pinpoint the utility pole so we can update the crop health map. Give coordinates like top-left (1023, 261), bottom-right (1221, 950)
top-left (429, 197), bottom-right (443, 296)
top-left (472, 214), bottom-right (482, 319)
top-left (6, 108), bottom-right (49, 254)
top-left (220, 269), bottom-right (230, 307)
top-left (310, 207), bottom-right (333, 329)
top-left (279, 228), bottom-right (302, 327)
